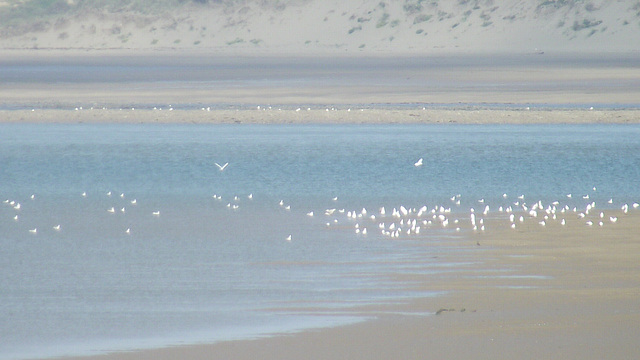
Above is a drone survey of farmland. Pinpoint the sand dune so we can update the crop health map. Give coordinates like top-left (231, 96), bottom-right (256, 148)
top-left (1, 0), bottom-right (639, 54)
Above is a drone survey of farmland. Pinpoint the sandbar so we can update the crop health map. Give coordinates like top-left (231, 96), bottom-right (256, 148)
top-left (2, 108), bottom-right (640, 125)
top-left (2, 53), bottom-right (640, 125)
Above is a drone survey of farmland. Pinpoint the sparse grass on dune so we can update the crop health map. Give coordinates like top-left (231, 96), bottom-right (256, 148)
top-left (0, 0), bottom-right (637, 52)
top-left (0, 0), bottom-right (192, 36)
top-left (0, 0), bottom-right (304, 37)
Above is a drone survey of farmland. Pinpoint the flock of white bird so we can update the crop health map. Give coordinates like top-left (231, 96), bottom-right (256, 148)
top-left (301, 159), bottom-right (640, 241)
top-left (61, 105), bottom-right (375, 113)
top-left (4, 187), bottom-right (638, 241)
top-left (2, 191), bottom-right (162, 236)
top-left (313, 192), bottom-right (638, 241)
top-left (3, 158), bottom-right (639, 242)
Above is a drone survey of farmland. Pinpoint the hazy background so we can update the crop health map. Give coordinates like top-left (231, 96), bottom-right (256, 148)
top-left (1, 0), bottom-right (639, 54)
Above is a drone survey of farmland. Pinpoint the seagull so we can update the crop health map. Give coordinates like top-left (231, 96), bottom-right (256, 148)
top-left (414, 158), bottom-right (423, 167)
top-left (215, 162), bottom-right (229, 171)
top-left (29, 228), bottom-right (37, 234)
top-left (152, 211), bottom-right (160, 216)
top-left (285, 235), bottom-right (292, 242)
top-left (53, 224), bottom-right (61, 231)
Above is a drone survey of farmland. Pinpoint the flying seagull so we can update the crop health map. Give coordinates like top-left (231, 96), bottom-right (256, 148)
top-left (215, 162), bottom-right (229, 171)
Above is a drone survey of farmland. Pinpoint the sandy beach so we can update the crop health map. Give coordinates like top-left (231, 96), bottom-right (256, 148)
top-left (62, 209), bottom-right (640, 360)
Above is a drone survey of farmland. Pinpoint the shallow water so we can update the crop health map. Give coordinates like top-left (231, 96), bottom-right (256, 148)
top-left (1, 124), bottom-right (639, 359)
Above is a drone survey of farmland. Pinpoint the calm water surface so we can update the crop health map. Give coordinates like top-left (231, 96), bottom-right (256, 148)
top-left (1, 124), bottom-right (639, 359)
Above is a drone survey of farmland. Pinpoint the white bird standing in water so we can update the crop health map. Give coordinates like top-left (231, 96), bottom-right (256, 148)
top-left (215, 162), bottom-right (229, 171)
top-left (414, 158), bottom-right (423, 167)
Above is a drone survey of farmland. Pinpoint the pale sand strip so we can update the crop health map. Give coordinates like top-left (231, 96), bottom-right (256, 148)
top-left (65, 210), bottom-right (640, 360)
top-left (2, 108), bottom-right (640, 124)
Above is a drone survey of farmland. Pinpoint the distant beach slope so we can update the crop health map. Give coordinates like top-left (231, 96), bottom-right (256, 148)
top-left (1, 0), bottom-right (639, 54)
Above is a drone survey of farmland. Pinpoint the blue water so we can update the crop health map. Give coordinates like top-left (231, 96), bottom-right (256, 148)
top-left (1, 124), bottom-right (640, 359)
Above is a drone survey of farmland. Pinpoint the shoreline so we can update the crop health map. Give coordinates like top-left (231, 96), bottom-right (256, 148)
top-left (2, 108), bottom-right (640, 125)
top-left (63, 209), bottom-right (640, 360)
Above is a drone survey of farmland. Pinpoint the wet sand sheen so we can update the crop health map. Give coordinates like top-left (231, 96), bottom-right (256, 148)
top-left (64, 210), bottom-right (640, 360)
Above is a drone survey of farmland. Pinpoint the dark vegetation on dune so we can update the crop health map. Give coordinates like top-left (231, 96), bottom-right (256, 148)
top-left (1, 0), bottom-right (638, 49)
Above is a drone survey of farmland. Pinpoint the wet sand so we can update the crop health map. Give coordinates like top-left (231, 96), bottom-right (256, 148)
top-left (63, 209), bottom-right (640, 360)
